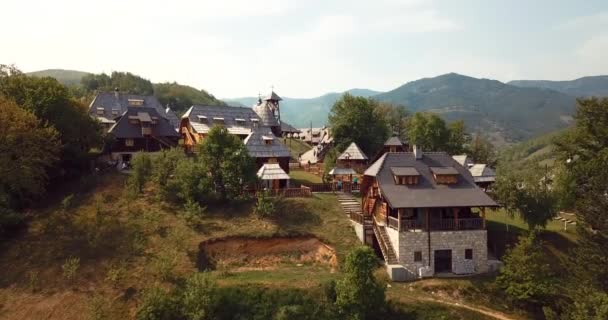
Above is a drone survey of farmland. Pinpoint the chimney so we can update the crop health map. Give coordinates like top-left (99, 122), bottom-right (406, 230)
top-left (413, 144), bottom-right (423, 160)
top-left (114, 87), bottom-right (119, 99)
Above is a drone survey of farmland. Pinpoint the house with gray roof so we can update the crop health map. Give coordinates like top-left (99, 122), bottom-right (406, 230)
top-left (88, 90), bottom-right (179, 132)
top-left (452, 155), bottom-right (496, 191)
top-left (357, 148), bottom-right (498, 281)
top-left (180, 104), bottom-right (291, 172)
top-left (105, 107), bottom-right (180, 164)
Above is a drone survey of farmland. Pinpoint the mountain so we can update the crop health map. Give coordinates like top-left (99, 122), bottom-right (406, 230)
top-left (508, 75), bottom-right (608, 98)
top-left (225, 88), bottom-right (382, 128)
top-left (26, 69), bottom-right (90, 86)
top-left (374, 73), bottom-right (576, 144)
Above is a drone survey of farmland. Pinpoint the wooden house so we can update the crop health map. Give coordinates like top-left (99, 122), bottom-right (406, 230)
top-left (357, 147), bottom-right (498, 281)
top-left (104, 107), bottom-right (180, 164)
top-left (257, 163), bottom-right (291, 190)
top-left (337, 142), bottom-right (368, 172)
top-left (452, 155), bottom-right (496, 191)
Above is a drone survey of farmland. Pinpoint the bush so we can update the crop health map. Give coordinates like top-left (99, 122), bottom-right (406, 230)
top-left (336, 246), bottom-right (386, 320)
top-left (254, 192), bottom-right (279, 218)
top-left (27, 270), bottom-right (40, 293)
top-left (496, 232), bottom-right (556, 307)
top-left (128, 153), bottom-right (153, 194)
top-left (62, 256), bottom-right (80, 283)
top-left (183, 200), bottom-right (205, 228)
top-left (105, 262), bottom-right (127, 289)
top-left (61, 194), bottom-right (75, 211)
top-left (153, 249), bottom-right (178, 281)
top-left (136, 287), bottom-right (181, 320)
top-left (181, 273), bottom-right (217, 320)
top-left (89, 294), bottom-right (111, 320)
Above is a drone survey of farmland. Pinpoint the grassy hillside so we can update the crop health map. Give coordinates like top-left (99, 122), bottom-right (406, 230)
top-left (509, 75), bottom-right (608, 97)
top-left (26, 69), bottom-right (90, 86)
top-left (284, 137), bottom-right (312, 160)
top-left (374, 73), bottom-right (576, 143)
top-left (498, 130), bottom-right (562, 171)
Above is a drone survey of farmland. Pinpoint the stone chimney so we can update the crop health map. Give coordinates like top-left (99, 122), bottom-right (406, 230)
top-left (413, 144), bottom-right (423, 160)
top-left (114, 87), bottom-right (119, 99)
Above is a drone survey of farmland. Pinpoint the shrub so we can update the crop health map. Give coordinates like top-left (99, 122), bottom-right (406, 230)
top-left (496, 232), bottom-right (556, 306)
top-left (336, 246), bottom-right (386, 320)
top-left (254, 192), bottom-right (279, 218)
top-left (89, 294), bottom-right (111, 320)
top-left (181, 273), bottom-right (217, 320)
top-left (136, 287), bottom-right (181, 320)
top-left (61, 194), bottom-right (75, 211)
top-left (62, 256), bottom-right (80, 283)
top-left (153, 250), bottom-right (178, 281)
top-left (105, 262), bottom-right (127, 289)
top-left (128, 153), bottom-right (153, 194)
top-left (27, 270), bottom-right (40, 293)
top-left (183, 200), bottom-right (205, 228)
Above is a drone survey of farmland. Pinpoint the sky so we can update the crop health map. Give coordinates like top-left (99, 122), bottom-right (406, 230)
top-left (2, 0), bottom-right (608, 98)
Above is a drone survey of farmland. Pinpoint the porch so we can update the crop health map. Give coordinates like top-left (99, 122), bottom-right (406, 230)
top-left (380, 207), bottom-right (487, 232)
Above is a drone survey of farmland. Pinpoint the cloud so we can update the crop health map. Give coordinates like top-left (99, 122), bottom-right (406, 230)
top-left (557, 11), bottom-right (608, 30)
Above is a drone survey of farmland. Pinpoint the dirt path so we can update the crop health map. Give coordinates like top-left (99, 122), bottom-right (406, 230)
top-left (416, 296), bottom-right (518, 320)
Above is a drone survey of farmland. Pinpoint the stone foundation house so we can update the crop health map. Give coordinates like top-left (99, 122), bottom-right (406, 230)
top-left (355, 146), bottom-right (498, 281)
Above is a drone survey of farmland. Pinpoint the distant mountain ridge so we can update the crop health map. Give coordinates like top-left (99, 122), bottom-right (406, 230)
top-left (374, 73), bottom-right (577, 143)
top-left (27, 69), bottom-right (91, 86)
top-left (508, 75), bottom-right (608, 97)
top-left (225, 88), bottom-right (382, 128)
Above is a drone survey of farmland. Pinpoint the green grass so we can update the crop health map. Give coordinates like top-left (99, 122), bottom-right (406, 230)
top-left (284, 138), bottom-right (312, 160)
top-left (289, 169), bottom-right (323, 185)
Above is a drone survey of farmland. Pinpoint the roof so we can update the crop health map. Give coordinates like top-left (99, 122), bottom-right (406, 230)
top-left (384, 136), bottom-right (404, 147)
top-left (390, 167), bottom-right (420, 176)
top-left (253, 101), bottom-right (279, 127)
top-left (257, 163), bottom-right (290, 180)
top-left (329, 168), bottom-right (357, 175)
top-left (452, 155), bottom-right (473, 167)
top-left (164, 107), bottom-right (180, 130)
top-left (281, 121), bottom-right (301, 134)
top-left (184, 105), bottom-right (260, 135)
top-left (244, 126), bottom-right (291, 159)
top-left (469, 164), bottom-right (496, 183)
top-left (338, 142), bottom-right (368, 160)
top-left (430, 166), bottom-right (459, 175)
top-left (263, 91), bottom-right (282, 101)
top-left (108, 107), bottom-right (181, 139)
top-left (89, 92), bottom-right (166, 120)
top-left (365, 152), bottom-right (498, 208)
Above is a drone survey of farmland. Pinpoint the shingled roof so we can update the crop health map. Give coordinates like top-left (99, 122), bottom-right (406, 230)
top-left (264, 91), bottom-right (282, 101)
top-left (384, 136), bottom-right (404, 147)
top-left (338, 142), bottom-right (368, 160)
top-left (183, 105), bottom-right (260, 136)
top-left (257, 163), bottom-right (290, 180)
top-left (364, 152), bottom-right (497, 208)
top-left (164, 107), bottom-right (180, 130)
top-left (253, 101), bottom-right (279, 127)
top-left (108, 107), bottom-right (180, 139)
top-left (244, 126), bottom-right (290, 158)
top-left (89, 92), bottom-right (166, 121)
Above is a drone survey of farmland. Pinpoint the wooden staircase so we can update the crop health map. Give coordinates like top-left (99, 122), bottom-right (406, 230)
top-left (373, 221), bottom-right (398, 264)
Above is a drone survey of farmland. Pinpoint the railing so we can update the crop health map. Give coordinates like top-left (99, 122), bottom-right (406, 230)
top-left (386, 218), bottom-right (484, 231)
top-left (304, 183), bottom-right (334, 192)
top-left (142, 127), bottom-right (152, 135)
top-left (289, 162), bottom-right (301, 169)
top-left (349, 211), bottom-right (371, 225)
top-left (249, 187), bottom-right (312, 198)
top-left (387, 216), bottom-right (399, 230)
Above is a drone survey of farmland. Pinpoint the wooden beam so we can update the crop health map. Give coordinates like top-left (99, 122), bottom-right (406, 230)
top-left (481, 207), bottom-right (486, 229)
top-left (453, 208), bottom-right (460, 230)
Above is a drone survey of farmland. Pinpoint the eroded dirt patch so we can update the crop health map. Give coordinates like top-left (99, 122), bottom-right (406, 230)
top-left (199, 236), bottom-right (337, 271)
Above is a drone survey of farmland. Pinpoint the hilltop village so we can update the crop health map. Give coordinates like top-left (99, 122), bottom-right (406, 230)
top-left (1, 67), bottom-right (606, 320)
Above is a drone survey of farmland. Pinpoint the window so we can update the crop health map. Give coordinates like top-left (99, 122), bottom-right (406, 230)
top-left (128, 99), bottom-right (144, 106)
top-left (96, 108), bottom-right (104, 115)
top-left (465, 249), bottom-right (473, 260)
top-left (414, 251), bottom-right (422, 262)
top-left (111, 109), bottom-right (119, 115)
top-left (197, 115), bottom-right (208, 123)
top-left (125, 139), bottom-right (134, 147)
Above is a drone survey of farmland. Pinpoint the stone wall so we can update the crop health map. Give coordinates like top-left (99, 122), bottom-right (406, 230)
top-left (396, 230), bottom-right (488, 276)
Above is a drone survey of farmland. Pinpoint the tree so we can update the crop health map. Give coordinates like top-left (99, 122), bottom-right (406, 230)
top-left (328, 93), bottom-right (390, 157)
top-left (407, 112), bottom-right (449, 151)
top-left (0, 95), bottom-right (60, 208)
top-left (136, 287), bottom-right (181, 320)
top-left (153, 148), bottom-right (186, 187)
top-left (375, 102), bottom-right (409, 141)
top-left (446, 120), bottom-right (468, 155)
top-left (0, 65), bottom-right (102, 179)
top-left (322, 148), bottom-right (338, 183)
top-left (166, 158), bottom-right (211, 204)
top-left (553, 98), bottom-right (608, 293)
top-left (129, 153), bottom-right (153, 194)
top-left (81, 71), bottom-right (154, 95)
top-left (494, 168), bottom-right (557, 230)
top-left (468, 134), bottom-right (496, 165)
top-left (335, 246), bottom-right (385, 320)
top-left (496, 232), bottom-right (556, 306)
top-left (154, 82), bottom-right (225, 114)
top-left (181, 273), bottom-right (217, 320)
top-left (197, 126), bottom-right (257, 201)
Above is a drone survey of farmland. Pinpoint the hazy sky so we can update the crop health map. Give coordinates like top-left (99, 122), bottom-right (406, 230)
top-left (2, 0), bottom-right (607, 98)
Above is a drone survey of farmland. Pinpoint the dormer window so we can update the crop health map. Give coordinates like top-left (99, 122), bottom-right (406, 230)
top-left (391, 167), bottom-right (420, 185)
top-left (111, 108), bottom-right (119, 116)
top-left (197, 115), bottom-right (208, 123)
top-left (213, 117), bottom-right (225, 125)
top-left (430, 167), bottom-right (459, 184)
top-left (128, 99), bottom-right (144, 106)
top-left (96, 107), bottom-right (104, 115)
top-left (128, 115), bottom-right (139, 124)
top-left (235, 118), bottom-right (246, 126)
top-left (263, 135), bottom-right (274, 145)
top-left (251, 118), bottom-right (260, 127)
top-left (151, 116), bottom-right (159, 125)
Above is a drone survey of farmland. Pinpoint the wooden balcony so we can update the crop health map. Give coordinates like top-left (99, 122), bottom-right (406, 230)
top-left (386, 217), bottom-right (484, 232)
